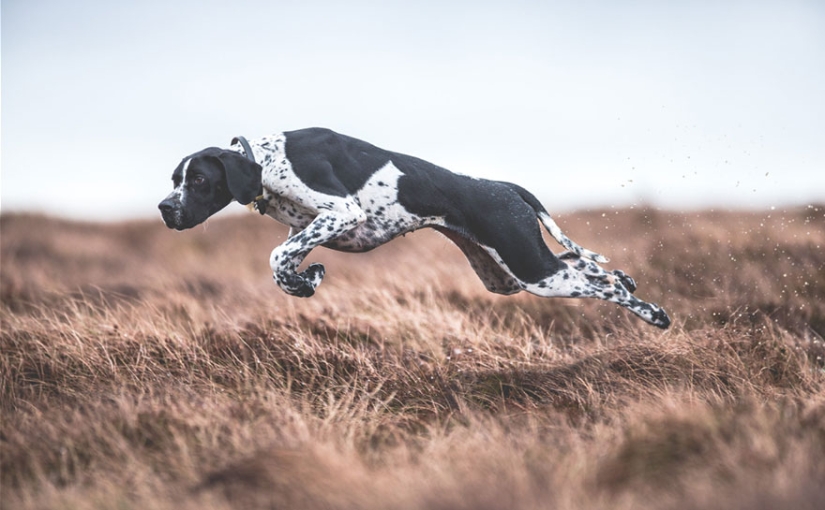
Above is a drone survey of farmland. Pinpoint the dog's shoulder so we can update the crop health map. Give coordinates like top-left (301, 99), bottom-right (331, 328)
top-left (281, 128), bottom-right (393, 196)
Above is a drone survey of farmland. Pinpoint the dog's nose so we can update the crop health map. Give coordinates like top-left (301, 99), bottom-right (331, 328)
top-left (158, 199), bottom-right (175, 215)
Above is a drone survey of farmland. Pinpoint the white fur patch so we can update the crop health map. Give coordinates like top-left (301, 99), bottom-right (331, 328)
top-left (176, 157), bottom-right (192, 202)
top-left (325, 161), bottom-right (444, 251)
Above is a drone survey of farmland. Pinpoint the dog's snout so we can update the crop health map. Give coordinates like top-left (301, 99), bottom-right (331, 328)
top-left (158, 199), bottom-right (176, 214)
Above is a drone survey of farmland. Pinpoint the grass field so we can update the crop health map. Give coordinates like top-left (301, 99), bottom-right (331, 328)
top-left (2, 205), bottom-right (824, 509)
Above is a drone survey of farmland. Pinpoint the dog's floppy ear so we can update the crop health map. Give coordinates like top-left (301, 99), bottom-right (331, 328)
top-left (217, 151), bottom-right (262, 205)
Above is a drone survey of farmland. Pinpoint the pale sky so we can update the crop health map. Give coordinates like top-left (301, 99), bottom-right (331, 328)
top-left (2, 0), bottom-right (824, 221)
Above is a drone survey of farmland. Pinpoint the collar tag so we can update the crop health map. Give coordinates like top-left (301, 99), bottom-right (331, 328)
top-left (253, 194), bottom-right (268, 215)
top-left (246, 194), bottom-right (267, 214)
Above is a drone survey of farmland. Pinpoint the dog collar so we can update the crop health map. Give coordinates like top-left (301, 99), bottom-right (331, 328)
top-left (232, 135), bottom-right (267, 215)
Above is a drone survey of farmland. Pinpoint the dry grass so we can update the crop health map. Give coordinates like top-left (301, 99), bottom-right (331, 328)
top-left (2, 205), bottom-right (824, 509)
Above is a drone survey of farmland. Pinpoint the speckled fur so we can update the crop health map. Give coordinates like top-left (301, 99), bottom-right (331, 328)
top-left (161, 129), bottom-right (670, 328)
top-left (232, 135), bottom-right (444, 297)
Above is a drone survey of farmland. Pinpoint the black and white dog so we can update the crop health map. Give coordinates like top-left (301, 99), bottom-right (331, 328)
top-left (159, 128), bottom-right (670, 329)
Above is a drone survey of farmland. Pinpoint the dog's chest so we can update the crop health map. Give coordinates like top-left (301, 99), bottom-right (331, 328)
top-left (263, 195), bottom-right (317, 229)
top-left (257, 134), bottom-right (325, 229)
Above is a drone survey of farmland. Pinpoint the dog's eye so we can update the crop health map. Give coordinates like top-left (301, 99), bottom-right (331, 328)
top-left (193, 175), bottom-right (206, 186)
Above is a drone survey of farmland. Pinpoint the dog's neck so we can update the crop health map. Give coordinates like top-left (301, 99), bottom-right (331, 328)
top-left (229, 134), bottom-right (284, 171)
top-left (230, 135), bottom-right (285, 215)
top-left (232, 136), bottom-right (257, 165)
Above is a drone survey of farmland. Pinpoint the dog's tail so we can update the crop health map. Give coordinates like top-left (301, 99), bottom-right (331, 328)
top-left (509, 183), bottom-right (609, 263)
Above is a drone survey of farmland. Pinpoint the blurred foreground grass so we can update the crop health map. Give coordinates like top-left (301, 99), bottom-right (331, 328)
top-left (2, 206), bottom-right (824, 509)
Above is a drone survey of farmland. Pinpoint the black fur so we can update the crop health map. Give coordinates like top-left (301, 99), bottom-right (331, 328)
top-left (159, 128), bottom-right (671, 329)
top-left (158, 147), bottom-right (259, 230)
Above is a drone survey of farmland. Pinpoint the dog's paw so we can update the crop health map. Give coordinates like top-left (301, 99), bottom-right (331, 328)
top-left (651, 307), bottom-right (671, 329)
top-left (275, 271), bottom-right (316, 298)
top-left (274, 263), bottom-right (326, 298)
top-left (301, 263), bottom-right (325, 290)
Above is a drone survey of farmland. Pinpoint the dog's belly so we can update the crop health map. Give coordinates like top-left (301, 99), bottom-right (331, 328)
top-left (322, 216), bottom-right (415, 252)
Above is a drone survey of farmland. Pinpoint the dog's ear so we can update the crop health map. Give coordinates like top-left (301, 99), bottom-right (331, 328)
top-left (216, 151), bottom-right (262, 205)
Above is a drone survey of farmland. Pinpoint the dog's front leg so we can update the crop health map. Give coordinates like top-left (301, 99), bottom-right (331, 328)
top-left (269, 206), bottom-right (366, 297)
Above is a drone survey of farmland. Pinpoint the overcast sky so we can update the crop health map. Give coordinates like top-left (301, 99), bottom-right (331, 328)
top-left (2, 0), bottom-right (824, 221)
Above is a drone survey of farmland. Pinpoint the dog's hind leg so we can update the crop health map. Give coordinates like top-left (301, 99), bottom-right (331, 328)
top-left (435, 227), bottom-right (523, 295)
top-left (557, 252), bottom-right (637, 294)
top-left (524, 265), bottom-right (670, 329)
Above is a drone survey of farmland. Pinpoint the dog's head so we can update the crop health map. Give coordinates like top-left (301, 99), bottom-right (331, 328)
top-left (158, 148), bottom-right (262, 230)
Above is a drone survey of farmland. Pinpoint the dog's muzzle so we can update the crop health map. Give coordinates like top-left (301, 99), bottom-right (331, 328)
top-left (158, 197), bottom-right (186, 230)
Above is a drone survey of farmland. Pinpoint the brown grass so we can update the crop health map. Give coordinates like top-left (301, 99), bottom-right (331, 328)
top-left (2, 205), bottom-right (824, 509)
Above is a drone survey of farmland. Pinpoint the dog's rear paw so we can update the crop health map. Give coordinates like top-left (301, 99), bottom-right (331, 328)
top-left (652, 307), bottom-right (671, 329)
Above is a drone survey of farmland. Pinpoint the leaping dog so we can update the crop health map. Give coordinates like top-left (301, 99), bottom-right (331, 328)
top-left (159, 128), bottom-right (670, 328)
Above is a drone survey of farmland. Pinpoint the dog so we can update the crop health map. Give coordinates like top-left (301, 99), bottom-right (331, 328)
top-left (159, 127), bottom-right (670, 329)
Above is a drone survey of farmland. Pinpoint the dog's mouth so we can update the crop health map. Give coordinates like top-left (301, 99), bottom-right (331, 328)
top-left (165, 220), bottom-right (187, 231)
top-left (159, 201), bottom-right (215, 231)
top-left (160, 210), bottom-right (185, 230)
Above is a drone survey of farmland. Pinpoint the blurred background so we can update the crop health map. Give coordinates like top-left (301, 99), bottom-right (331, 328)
top-left (2, 0), bottom-right (824, 221)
